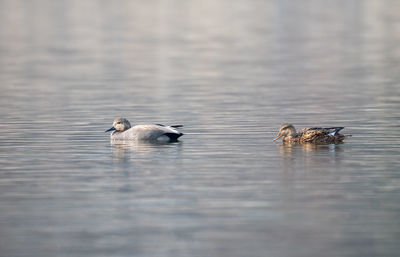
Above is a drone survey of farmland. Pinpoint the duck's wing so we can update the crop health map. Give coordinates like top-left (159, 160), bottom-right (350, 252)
top-left (299, 128), bottom-right (325, 142)
top-left (304, 127), bottom-right (344, 136)
top-left (323, 127), bottom-right (344, 136)
top-left (155, 124), bottom-right (183, 128)
top-left (300, 127), bottom-right (345, 143)
top-left (154, 124), bottom-right (183, 141)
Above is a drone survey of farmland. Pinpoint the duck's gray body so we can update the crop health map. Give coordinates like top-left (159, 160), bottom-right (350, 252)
top-left (111, 124), bottom-right (182, 141)
top-left (106, 118), bottom-right (183, 142)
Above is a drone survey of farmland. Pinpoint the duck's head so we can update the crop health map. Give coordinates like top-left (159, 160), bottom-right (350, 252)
top-left (273, 123), bottom-right (296, 141)
top-left (105, 118), bottom-right (131, 133)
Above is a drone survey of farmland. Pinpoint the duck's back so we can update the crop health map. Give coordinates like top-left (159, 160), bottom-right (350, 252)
top-left (299, 127), bottom-right (345, 144)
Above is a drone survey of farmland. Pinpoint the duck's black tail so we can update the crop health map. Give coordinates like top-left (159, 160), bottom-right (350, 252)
top-left (164, 132), bottom-right (184, 142)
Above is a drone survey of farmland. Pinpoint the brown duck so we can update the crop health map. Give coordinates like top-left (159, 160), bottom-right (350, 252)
top-left (273, 123), bottom-right (348, 144)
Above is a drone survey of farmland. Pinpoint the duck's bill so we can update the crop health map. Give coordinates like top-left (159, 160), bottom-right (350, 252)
top-left (105, 127), bottom-right (116, 132)
top-left (273, 134), bottom-right (282, 141)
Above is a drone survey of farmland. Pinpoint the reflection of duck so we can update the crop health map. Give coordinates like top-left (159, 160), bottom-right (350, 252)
top-left (110, 140), bottom-right (183, 163)
top-left (276, 141), bottom-right (344, 173)
top-left (106, 118), bottom-right (183, 142)
top-left (278, 141), bottom-right (340, 153)
top-left (273, 124), bottom-right (349, 144)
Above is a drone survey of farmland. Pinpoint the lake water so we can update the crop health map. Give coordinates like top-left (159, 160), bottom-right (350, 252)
top-left (1, 1), bottom-right (400, 256)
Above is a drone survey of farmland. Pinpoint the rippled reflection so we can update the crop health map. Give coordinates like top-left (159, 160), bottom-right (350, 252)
top-left (110, 140), bottom-right (183, 162)
top-left (276, 142), bottom-right (343, 154)
top-left (276, 142), bottom-right (345, 175)
top-left (0, 0), bottom-right (400, 257)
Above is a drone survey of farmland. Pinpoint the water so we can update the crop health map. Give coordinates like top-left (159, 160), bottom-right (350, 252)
top-left (1, 0), bottom-right (400, 256)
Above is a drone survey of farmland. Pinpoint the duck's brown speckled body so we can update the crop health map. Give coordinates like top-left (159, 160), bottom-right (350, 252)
top-left (273, 124), bottom-right (348, 144)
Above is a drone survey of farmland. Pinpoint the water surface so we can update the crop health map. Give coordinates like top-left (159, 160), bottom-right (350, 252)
top-left (1, 1), bottom-right (400, 257)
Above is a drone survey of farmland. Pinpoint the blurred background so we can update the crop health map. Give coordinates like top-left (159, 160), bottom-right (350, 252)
top-left (0, 0), bottom-right (399, 257)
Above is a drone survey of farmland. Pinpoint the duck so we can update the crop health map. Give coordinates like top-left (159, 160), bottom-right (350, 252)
top-left (105, 118), bottom-right (183, 142)
top-left (273, 123), bottom-right (348, 144)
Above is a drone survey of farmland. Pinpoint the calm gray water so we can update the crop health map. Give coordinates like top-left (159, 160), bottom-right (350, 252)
top-left (1, 1), bottom-right (400, 256)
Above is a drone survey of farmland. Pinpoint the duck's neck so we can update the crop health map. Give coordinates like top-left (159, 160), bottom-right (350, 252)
top-left (111, 130), bottom-right (123, 136)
